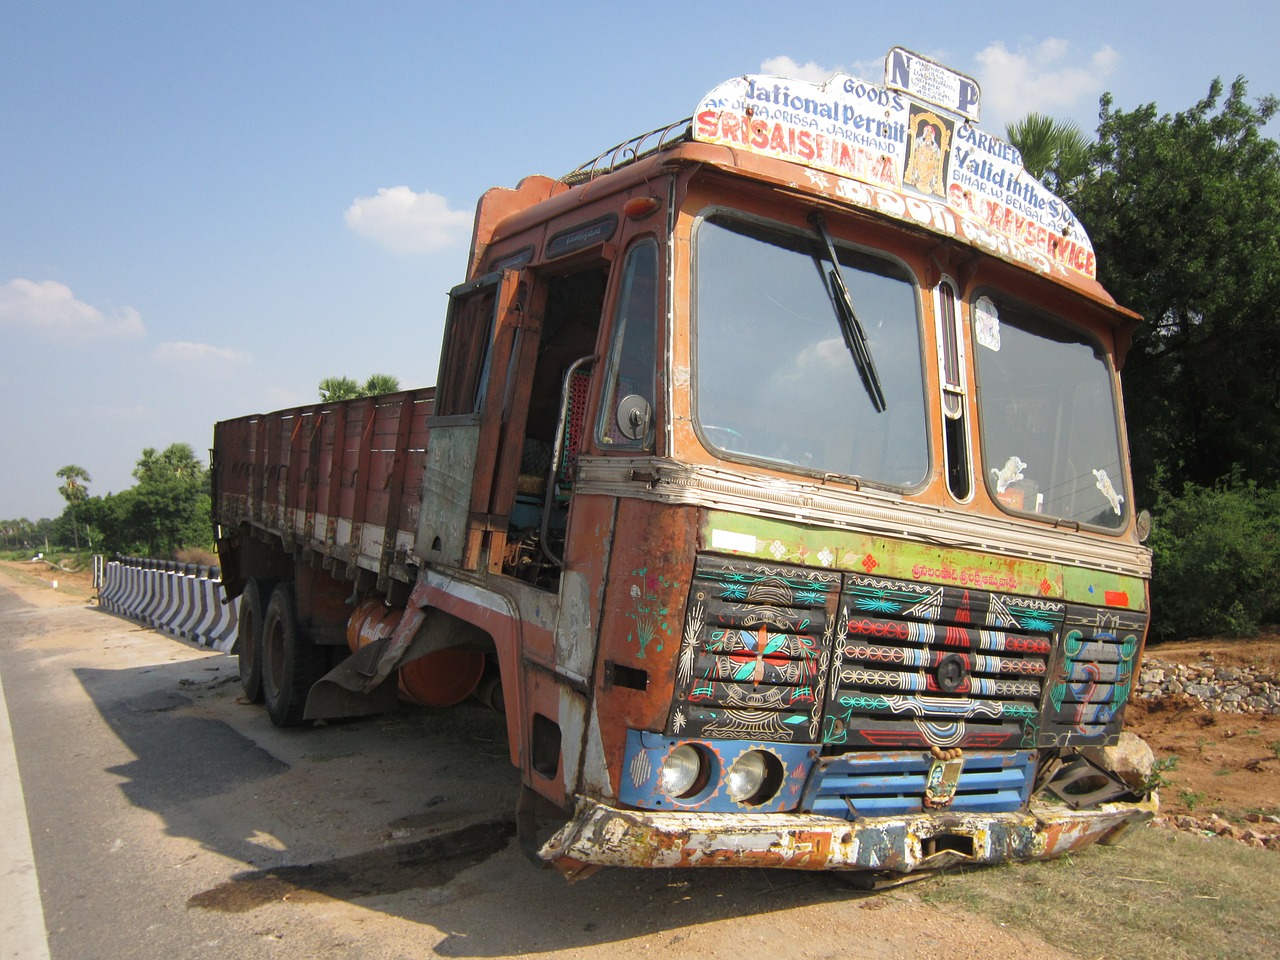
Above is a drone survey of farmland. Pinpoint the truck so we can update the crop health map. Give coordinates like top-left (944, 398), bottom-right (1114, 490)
top-left (212, 48), bottom-right (1156, 882)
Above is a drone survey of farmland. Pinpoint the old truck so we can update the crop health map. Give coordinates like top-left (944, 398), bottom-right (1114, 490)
top-left (212, 48), bottom-right (1156, 881)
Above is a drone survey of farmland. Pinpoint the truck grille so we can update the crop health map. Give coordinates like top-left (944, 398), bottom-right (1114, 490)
top-left (668, 556), bottom-right (1146, 752)
top-left (800, 749), bottom-right (1036, 818)
top-left (825, 575), bottom-right (1059, 751)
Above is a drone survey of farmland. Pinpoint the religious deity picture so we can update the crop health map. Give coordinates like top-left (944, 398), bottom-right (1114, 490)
top-left (902, 106), bottom-right (953, 199)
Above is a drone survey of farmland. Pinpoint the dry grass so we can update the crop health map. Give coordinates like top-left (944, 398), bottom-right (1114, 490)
top-left (921, 826), bottom-right (1280, 960)
top-left (173, 546), bottom-right (219, 566)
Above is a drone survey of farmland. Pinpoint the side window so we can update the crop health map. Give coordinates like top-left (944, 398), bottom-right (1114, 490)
top-left (434, 275), bottom-right (499, 416)
top-left (935, 279), bottom-right (971, 500)
top-left (596, 240), bottom-right (659, 449)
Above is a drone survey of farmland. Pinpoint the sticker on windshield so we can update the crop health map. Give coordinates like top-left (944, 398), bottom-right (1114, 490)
top-left (1093, 468), bottom-right (1125, 516)
top-left (991, 455), bottom-right (1026, 494)
top-left (974, 296), bottom-right (1001, 351)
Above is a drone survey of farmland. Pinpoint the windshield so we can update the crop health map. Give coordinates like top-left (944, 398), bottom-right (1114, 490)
top-left (693, 213), bottom-right (928, 487)
top-left (973, 292), bottom-right (1128, 530)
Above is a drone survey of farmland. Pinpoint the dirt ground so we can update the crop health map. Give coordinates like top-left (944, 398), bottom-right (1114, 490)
top-left (4, 556), bottom-right (1275, 960)
top-left (2, 558), bottom-right (1083, 960)
top-left (1127, 634), bottom-right (1280, 846)
top-left (14, 557), bottom-right (1278, 834)
top-left (11, 556), bottom-right (1277, 837)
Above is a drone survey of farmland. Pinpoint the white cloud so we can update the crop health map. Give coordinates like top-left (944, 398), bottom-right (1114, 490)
top-left (0, 278), bottom-right (144, 341)
top-left (151, 341), bottom-right (250, 364)
top-left (974, 39), bottom-right (1119, 128)
top-left (759, 52), bottom-right (950, 87)
top-left (759, 56), bottom-right (841, 84)
top-left (344, 186), bottom-right (472, 255)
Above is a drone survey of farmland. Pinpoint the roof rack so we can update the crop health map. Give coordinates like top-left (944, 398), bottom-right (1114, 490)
top-left (562, 118), bottom-right (693, 185)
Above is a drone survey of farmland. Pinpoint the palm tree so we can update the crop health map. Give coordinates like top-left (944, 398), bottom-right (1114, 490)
top-left (362, 373), bottom-right (401, 396)
top-left (1005, 112), bottom-right (1091, 201)
top-left (318, 374), bottom-right (401, 401)
top-left (134, 443), bottom-right (203, 484)
top-left (56, 465), bottom-right (91, 550)
top-left (318, 376), bottom-right (363, 402)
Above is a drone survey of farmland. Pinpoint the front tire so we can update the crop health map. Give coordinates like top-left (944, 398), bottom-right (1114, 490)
top-left (236, 577), bottom-right (273, 703)
top-left (261, 583), bottom-right (325, 727)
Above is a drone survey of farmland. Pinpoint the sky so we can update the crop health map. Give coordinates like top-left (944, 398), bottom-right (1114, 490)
top-left (3, 0), bottom-right (1278, 521)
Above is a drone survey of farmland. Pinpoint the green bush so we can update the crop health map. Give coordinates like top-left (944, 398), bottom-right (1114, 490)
top-left (1149, 478), bottom-right (1280, 639)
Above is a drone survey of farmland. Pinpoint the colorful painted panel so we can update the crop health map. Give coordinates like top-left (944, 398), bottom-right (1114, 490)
top-left (825, 575), bottom-right (1059, 751)
top-left (1039, 604), bottom-right (1145, 745)
top-left (668, 555), bottom-right (838, 743)
top-left (666, 555), bottom-right (1147, 754)
top-left (703, 510), bottom-right (1148, 612)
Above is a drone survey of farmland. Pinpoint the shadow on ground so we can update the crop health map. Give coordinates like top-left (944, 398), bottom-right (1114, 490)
top-left (69, 649), bottom-right (872, 957)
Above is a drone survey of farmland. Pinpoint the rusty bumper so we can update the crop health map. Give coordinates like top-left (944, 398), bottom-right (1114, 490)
top-left (541, 796), bottom-right (1157, 877)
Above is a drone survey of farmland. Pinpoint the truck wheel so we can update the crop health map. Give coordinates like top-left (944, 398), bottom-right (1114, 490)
top-left (236, 577), bottom-right (273, 703)
top-left (261, 583), bottom-right (325, 727)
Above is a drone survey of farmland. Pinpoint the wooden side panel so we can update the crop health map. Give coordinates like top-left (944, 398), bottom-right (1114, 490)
top-left (211, 388), bottom-right (436, 580)
top-left (398, 394), bottom-right (433, 546)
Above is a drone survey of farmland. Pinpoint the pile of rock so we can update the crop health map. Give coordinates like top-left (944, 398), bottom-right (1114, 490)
top-left (1153, 811), bottom-right (1280, 851)
top-left (1135, 656), bottom-right (1280, 715)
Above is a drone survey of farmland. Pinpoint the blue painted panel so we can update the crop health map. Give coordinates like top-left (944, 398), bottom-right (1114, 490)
top-left (618, 729), bottom-right (814, 813)
top-left (799, 749), bottom-right (1036, 819)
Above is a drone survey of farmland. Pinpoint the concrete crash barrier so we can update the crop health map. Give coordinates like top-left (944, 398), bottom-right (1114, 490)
top-left (98, 557), bottom-right (239, 652)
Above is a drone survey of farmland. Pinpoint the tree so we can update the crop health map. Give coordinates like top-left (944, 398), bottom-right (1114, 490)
top-left (133, 442), bottom-right (207, 490)
top-left (124, 444), bottom-right (211, 556)
top-left (1005, 112), bottom-right (1091, 201)
top-left (1073, 77), bottom-right (1280, 506)
top-left (56, 464), bottom-right (91, 550)
top-left (318, 373), bottom-right (401, 401)
top-left (318, 376), bottom-right (362, 402)
top-left (66, 444), bottom-right (214, 559)
top-left (362, 373), bottom-right (401, 395)
top-left (0, 519), bottom-right (33, 550)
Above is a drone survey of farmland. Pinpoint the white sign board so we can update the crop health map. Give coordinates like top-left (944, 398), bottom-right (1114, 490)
top-left (884, 46), bottom-right (981, 123)
top-left (692, 53), bottom-right (1096, 282)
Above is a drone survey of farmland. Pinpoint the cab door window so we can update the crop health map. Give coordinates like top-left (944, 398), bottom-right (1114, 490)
top-left (596, 240), bottom-right (659, 449)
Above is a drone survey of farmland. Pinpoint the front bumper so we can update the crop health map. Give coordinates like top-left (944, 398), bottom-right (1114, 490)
top-left (541, 796), bottom-right (1157, 877)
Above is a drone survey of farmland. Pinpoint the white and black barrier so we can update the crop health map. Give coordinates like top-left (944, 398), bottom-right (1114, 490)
top-left (98, 557), bottom-right (240, 652)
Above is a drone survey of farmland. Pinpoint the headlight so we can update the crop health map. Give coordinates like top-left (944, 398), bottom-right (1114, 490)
top-left (726, 750), bottom-right (784, 805)
top-left (660, 744), bottom-right (711, 799)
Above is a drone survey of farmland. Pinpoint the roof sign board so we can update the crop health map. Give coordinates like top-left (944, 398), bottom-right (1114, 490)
top-left (884, 47), bottom-right (981, 123)
top-left (691, 50), bottom-right (1096, 283)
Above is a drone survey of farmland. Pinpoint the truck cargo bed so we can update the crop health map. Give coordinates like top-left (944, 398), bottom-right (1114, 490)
top-left (212, 389), bottom-right (434, 588)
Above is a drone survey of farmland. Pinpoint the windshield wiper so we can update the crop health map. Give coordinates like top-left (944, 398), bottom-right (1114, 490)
top-left (808, 212), bottom-right (887, 413)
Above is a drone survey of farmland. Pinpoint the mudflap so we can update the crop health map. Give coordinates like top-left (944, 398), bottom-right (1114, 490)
top-left (214, 536), bottom-right (243, 599)
top-left (303, 639), bottom-right (401, 720)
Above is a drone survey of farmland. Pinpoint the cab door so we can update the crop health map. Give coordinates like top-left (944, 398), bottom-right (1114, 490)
top-left (416, 269), bottom-right (530, 570)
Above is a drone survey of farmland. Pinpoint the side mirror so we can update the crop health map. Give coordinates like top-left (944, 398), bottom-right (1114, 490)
top-left (1136, 509), bottom-right (1152, 543)
top-left (616, 394), bottom-right (652, 441)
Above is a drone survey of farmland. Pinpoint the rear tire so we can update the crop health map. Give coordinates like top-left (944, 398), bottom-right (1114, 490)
top-left (261, 583), bottom-right (325, 727)
top-left (236, 577), bottom-right (273, 703)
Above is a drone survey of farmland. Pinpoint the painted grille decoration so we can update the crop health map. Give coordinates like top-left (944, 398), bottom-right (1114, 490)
top-left (670, 555), bottom-right (839, 744)
top-left (663, 554), bottom-right (1145, 817)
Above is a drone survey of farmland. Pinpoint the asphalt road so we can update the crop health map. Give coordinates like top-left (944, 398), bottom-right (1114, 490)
top-left (0, 572), bottom-right (1074, 960)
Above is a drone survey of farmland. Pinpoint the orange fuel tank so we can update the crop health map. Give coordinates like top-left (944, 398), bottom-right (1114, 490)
top-left (346, 598), bottom-right (484, 708)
